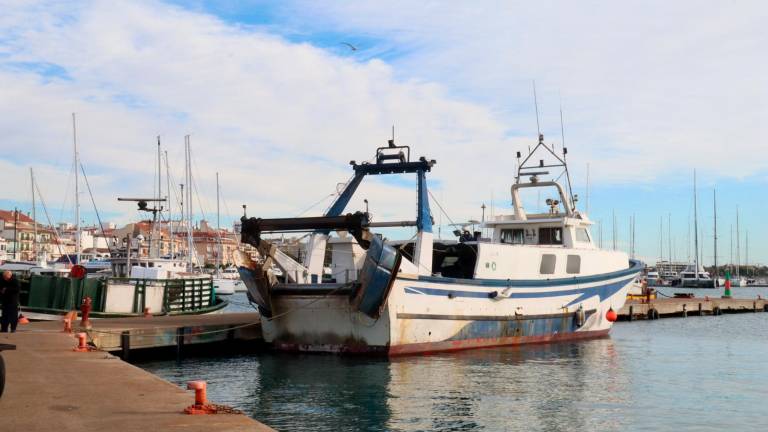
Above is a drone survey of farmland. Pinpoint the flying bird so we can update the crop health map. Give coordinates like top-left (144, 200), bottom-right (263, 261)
top-left (340, 42), bottom-right (358, 51)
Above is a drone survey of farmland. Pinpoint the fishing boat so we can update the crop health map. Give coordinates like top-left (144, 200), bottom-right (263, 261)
top-left (236, 135), bottom-right (641, 355)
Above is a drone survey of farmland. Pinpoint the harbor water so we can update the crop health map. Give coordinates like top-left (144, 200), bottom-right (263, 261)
top-left (140, 292), bottom-right (768, 431)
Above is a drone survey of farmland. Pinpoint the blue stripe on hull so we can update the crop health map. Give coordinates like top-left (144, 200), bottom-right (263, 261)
top-left (440, 311), bottom-right (596, 341)
top-left (405, 276), bottom-right (635, 306)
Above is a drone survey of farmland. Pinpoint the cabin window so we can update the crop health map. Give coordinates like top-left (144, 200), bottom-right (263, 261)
top-left (538, 227), bottom-right (563, 245)
top-left (500, 229), bottom-right (524, 244)
top-left (576, 228), bottom-right (591, 243)
top-left (539, 254), bottom-right (556, 274)
top-left (566, 255), bottom-right (581, 274)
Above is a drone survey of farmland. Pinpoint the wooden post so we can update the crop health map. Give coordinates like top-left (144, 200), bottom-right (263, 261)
top-left (628, 305), bottom-right (634, 322)
top-left (698, 303), bottom-right (703, 316)
top-left (176, 327), bottom-right (185, 360)
top-left (682, 304), bottom-right (687, 318)
top-left (120, 330), bottom-right (130, 361)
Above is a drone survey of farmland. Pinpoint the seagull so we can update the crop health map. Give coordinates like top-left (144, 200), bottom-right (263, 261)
top-left (340, 42), bottom-right (358, 51)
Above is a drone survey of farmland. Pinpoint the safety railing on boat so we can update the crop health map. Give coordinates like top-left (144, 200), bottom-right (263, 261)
top-left (20, 275), bottom-right (218, 315)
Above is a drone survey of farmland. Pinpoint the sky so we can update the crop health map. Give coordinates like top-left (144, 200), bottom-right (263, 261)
top-left (0, 0), bottom-right (767, 265)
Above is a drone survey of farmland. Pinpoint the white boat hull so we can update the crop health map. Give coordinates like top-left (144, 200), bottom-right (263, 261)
top-left (258, 264), bottom-right (638, 355)
top-left (213, 278), bottom-right (237, 295)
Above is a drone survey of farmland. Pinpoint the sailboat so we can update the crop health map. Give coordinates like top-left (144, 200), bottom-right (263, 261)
top-left (679, 170), bottom-right (715, 288)
top-left (16, 133), bottom-right (228, 320)
top-left (730, 207), bottom-right (747, 287)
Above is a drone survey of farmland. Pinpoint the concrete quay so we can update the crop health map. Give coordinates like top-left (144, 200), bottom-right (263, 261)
top-left (0, 316), bottom-right (273, 431)
top-left (619, 297), bottom-right (768, 320)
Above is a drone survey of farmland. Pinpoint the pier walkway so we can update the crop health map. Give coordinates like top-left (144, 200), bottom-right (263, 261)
top-left (619, 297), bottom-right (768, 320)
top-left (0, 314), bottom-right (272, 431)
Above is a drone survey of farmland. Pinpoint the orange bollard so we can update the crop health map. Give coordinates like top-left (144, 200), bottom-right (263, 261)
top-left (63, 318), bottom-right (72, 333)
top-left (143, 307), bottom-right (151, 318)
top-left (184, 380), bottom-right (218, 414)
top-left (18, 314), bottom-right (29, 325)
top-left (73, 332), bottom-right (92, 352)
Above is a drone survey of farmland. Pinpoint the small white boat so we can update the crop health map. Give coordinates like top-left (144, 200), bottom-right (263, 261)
top-left (213, 278), bottom-right (236, 295)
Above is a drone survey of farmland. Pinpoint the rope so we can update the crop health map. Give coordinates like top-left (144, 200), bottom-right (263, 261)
top-left (85, 319), bottom-right (262, 338)
top-left (79, 162), bottom-right (116, 256)
top-left (33, 178), bottom-right (71, 263)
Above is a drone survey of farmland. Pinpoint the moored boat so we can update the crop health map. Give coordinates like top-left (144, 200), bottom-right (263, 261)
top-left (236, 135), bottom-right (641, 355)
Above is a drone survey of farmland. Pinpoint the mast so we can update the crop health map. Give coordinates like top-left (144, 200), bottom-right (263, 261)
top-left (713, 189), bottom-right (718, 284)
top-left (72, 113), bottom-right (81, 265)
top-left (216, 171), bottom-right (221, 276)
top-left (165, 150), bottom-right (173, 258)
top-left (736, 207), bottom-right (741, 279)
top-left (693, 170), bottom-right (699, 280)
top-left (179, 183), bottom-right (184, 260)
top-left (746, 230), bottom-right (749, 276)
top-left (185, 135), bottom-right (194, 271)
top-left (30, 168), bottom-right (37, 262)
top-left (730, 224), bottom-right (733, 271)
top-left (659, 216), bottom-right (663, 262)
top-left (668, 213), bottom-right (672, 265)
top-left (156, 136), bottom-right (162, 258)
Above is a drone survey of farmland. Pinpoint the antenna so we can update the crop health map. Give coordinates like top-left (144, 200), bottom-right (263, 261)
top-left (559, 95), bottom-right (566, 148)
top-left (388, 125), bottom-right (396, 147)
top-left (532, 80), bottom-right (541, 136)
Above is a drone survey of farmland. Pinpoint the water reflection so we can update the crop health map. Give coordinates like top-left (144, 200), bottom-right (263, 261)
top-left (139, 313), bottom-right (768, 432)
top-left (382, 340), bottom-right (627, 432)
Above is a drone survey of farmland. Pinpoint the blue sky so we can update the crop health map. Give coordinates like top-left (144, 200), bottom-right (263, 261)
top-left (1, 0), bottom-right (767, 265)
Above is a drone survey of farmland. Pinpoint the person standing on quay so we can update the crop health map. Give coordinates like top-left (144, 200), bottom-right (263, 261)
top-left (0, 271), bottom-right (20, 333)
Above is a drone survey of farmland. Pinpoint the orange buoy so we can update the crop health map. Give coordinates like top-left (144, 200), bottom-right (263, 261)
top-left (606, 308), bottom-right (618, 322)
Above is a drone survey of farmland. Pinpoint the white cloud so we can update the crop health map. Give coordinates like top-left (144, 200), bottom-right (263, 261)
top-left (0, 0), bottom-right (518, 228)
top-left (284, 0), bottom-right (768, 183)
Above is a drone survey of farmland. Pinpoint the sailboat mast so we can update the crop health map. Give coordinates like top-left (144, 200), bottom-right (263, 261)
top-left (30, 168), bottom-right (37, 262)
top-left (216, 171), bottom-right (221, 275)
top-left (72, 113), bottom-right (81, 265)
top-left (659, 216), bottom-right (663, 261)
top-left (165, 150), bottom-right (173, 258)
top-left (185, 135), bottom-right (194, 271)
top-left (693, 170), bottom-right (699, 280)
top-left (668, 212), bottom-right (672, 264)
top-left (156, 136), bottom-right (162, 258)
top-left (736, 207), bottom-right (741, 279)
top-left (713, 189), bottom-right (718, 283)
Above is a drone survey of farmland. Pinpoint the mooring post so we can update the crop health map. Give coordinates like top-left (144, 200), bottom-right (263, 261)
top-left (698, 303), bottom-right (703, 316)
top-left (682, 304), bottom-right (687, 318)
top-left (120, 330), bottom-right (130, 361)
top-left (628, 305), bottom-right (634, 322)
top-left (176, 327), bottom-right (185, 360)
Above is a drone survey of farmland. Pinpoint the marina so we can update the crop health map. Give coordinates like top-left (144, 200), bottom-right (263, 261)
top-left (1, 290), bottom-right (766, 431)
top-left (2, 2), bottom-right (768, 431)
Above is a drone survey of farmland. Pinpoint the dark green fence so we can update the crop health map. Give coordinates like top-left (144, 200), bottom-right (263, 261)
top-left (23, 276), bottom-right (215, 315)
